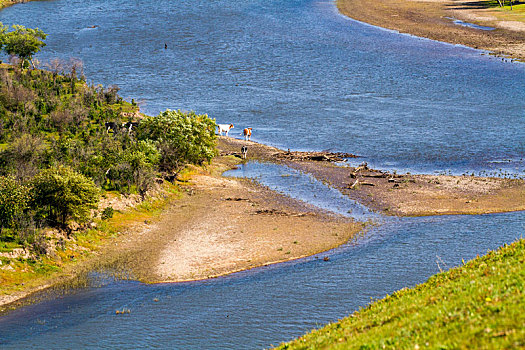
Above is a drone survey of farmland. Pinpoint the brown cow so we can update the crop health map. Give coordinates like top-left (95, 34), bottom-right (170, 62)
top-left (243, 127), bottom-right (252, 141)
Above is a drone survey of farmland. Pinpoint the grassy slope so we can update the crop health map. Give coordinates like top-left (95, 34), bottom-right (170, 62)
top-left (483, 1), bottom-right (525, 22)
top-left (277, 239), bottom-right (525, 349)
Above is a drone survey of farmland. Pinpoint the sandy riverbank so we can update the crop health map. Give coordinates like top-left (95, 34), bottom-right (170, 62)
top-left (218, 137), bottom-right (525, 216)
top-left (0, 155), bottom-right (362, 310)
top-left (2, 137), bottom-right (523, 310)
top-left (0, 0), bottom-right (27, 10)
top-left (114, 160), bottom-right (362, 283)
top-left (337, 0), bottom-right (525, 60)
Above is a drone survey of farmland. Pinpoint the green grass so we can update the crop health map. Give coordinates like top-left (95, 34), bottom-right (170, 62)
top-left (481, 0), bottom-right (525, 20)
top-left (0, 241), bottom-right (22, 252)
top-left (276, 239), bottom-right (525, 349)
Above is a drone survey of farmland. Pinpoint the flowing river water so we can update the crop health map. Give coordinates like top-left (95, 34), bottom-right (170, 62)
top-left (0, 0), bottom-right (524, 348)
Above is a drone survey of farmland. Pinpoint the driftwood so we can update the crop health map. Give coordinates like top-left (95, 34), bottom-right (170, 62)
top-left (388, 178), bottom-right (416, 184)
top-left (354, 162), bottom-right (369, 173)
top-left (253, 208), bottom-right (309, 217)
top-left (349, 179), bottom-right (360, 189)
top-left (224, 197), bottom-right (251, 202)
top-left (362, 173), bottom-right (388, 178)
top-left (275, 150), bottom-right (358, 162)
top-left (348, 179), bottom-right (375, 189)
top-left (350, 162), bottom-right (370, 178)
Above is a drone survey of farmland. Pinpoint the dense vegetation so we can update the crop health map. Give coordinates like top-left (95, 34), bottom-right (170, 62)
top-left (0, 51), bottom-right (216, 255)
top-left (277, 239), bottom-right (525, 349)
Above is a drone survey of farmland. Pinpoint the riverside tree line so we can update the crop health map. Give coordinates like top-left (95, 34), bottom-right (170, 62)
top-left (0, 24), bottom-right (217, 254)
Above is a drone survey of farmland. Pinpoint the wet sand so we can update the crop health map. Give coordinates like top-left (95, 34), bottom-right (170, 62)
top-left (120, 162), bottom-right (362, 283)
top-left (219, 137), bottom-right (525, 216)
top-left (0, 157), bottom-right (362, 309)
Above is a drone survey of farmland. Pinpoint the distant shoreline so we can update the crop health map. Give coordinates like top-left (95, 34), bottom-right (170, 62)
top-left (2, 0), bottom-right (525, 61)
top-left (336, 0), bottom-right (525, 61)
top-left (0, 0), bottom-right (27, 10)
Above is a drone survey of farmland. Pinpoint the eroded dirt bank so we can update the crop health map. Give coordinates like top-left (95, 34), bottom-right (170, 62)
top-left (337, 0), bottom-right (525, 60)
top-left (219, 137), bottom-right (525, 216)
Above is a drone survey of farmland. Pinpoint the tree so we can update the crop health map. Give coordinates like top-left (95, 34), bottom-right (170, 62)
top-left (0, 22), bottom-right (7, 52)
top-left (137, 110), bottom-right (217, 171)
top-left (3, 25), bottom-right (47, 69)
top-left (31, 166), bottom-right (99, 228)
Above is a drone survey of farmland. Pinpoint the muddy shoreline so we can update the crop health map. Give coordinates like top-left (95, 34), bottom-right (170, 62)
top-left (218, 137), bottom-right (525, 216)
top-left (336, 0), bottom-right (525, 61)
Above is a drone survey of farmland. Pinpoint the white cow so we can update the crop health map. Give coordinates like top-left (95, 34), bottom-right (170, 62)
top-left (217, 123), bottom-right (234, 136)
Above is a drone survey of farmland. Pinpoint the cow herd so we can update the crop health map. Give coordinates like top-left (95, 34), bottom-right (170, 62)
top-left (217, 123), bottom-right (252, 159)
top-left (217, 123), bottom-right (252, 141)
top-left (105, 121), bottom-right (140, 134)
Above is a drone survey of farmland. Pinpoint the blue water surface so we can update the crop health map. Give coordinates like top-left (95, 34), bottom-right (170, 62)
top-left (0, 0), bottom-right (524, 348)
top-left (0, 211), bottom-right (523, 349)
top-left (1, 0), bottom-right (524, 175)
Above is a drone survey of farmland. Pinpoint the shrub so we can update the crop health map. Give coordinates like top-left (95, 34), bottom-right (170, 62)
top-left (31, 166), bottom-right (100, 228)
top-left (0, 133), bottom-right (46, 181)
top-left (120, 139), bottom-right (160, 196)
top-left (0, 176), bottom-right (30, 232)
top-left (101, 206), bottom-right (114, 220)
top-left (137, 109), bottom-right (217, 171)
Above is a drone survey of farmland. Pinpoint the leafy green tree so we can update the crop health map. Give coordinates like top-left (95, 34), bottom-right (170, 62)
top-left (0, 22), bottom-right (8, 52)
top-left (121, 139), bottom-right (160, 196)
top-left (0, 176), bottom-right (30, 233)
top-left (31, 166), bottom-right (99, 228)
top-left (138, 110), bottom-right (217, 171)
top-left (4, 25), bottom-right (47, 69)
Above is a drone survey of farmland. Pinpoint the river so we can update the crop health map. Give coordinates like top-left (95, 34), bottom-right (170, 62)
top-left (0, 0), bottom-right (524, 348)
top-left (1, 0), bottom-right (524, 175)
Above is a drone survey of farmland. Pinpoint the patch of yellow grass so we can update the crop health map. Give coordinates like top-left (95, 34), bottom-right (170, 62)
top-left (107, 182), bottom-right (181, 233)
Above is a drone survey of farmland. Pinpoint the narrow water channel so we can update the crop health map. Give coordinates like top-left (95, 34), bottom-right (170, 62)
top-left (0, 162), bottom-right (523, 349)
top-left (224, 161), bottom-right (379, 221)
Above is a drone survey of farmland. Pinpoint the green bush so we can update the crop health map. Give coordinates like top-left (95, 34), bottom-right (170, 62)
top-left (0, 175), bottom-right (30, 232)
top-left (137, 109), bottom-right (217, 171)
top-left (101, 206), bottom-right (114, 220)
top-left (31, 166), bottom-right (100, 228)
